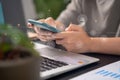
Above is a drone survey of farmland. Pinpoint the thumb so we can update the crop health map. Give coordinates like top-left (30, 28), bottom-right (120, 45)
top-left (65, 24), bottom-right (83, 32)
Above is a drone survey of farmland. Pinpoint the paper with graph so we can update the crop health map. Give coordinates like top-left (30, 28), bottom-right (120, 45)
top-left (70, 60), bottom-right (120, 80)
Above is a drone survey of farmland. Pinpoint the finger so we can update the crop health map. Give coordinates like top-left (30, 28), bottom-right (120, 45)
top-left (33, 24), bottom-right (53, 36)
top-left (37, 32), bottom-right (55, 41)
top-left (27, 23), bottom-right (34, 28)
top-left (39, 29), bottom-right (53, 36)
top-left (65, 24), bottom-right (83, 32)
top-left (55, 21), bottom-right (65, 31)
top-left (36, 34), bottom-right (48, 42)
top-left (46, 36), bottom-right (55, 41)
top-left (56, 39), bottom-right (65, 45)
top-left (34, 26), bottom-right (40, 34)
top-left (45, 17), bottom-right (55, 22)
top-left (52, 32), bottom-right (66, 40)
top-left (45, 17), bottom-right (56, 27)
top-left (56, 38), bottom-right (73, 51)
top-left (28, 19), bottom-right (45, 28)
top-left (38, 19), bottom-right (45, 22)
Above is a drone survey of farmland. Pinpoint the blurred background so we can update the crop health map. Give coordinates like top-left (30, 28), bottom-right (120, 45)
top-left (34, 0), bottom-right (70, 19)
top-left (0, 0), bottom-right (71, 27)
top-left (0, 0), bottom-right (70, 43)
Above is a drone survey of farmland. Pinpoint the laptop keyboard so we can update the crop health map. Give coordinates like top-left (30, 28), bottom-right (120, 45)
top-left (41, 56), bottom-right (68, 72)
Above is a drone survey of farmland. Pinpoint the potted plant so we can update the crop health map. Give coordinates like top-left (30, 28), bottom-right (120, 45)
top-left (0, 24), bottom-right (40, 80)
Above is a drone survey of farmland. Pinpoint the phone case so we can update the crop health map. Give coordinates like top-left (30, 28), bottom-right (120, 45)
top-left (28, 19), bottom-right (61, 33)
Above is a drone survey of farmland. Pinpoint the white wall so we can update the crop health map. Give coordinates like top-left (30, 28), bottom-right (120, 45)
top-left (21, 0), bottom-right (37, 22)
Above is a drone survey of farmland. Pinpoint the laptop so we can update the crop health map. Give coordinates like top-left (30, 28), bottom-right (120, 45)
top-left (34, 42), bottom-right (100, 80)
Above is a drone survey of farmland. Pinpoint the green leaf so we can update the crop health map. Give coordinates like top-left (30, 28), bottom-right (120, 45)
top-left (0, 24), bottom-right (39, 56)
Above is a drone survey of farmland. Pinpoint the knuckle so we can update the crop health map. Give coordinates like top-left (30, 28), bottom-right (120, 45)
top-left (46, 17), bottom-right (54, 20)
top-left (45, 17), bottom-right (54, 22)
top-left (39, 19), bottom-right (45, 22)
top-left (69, 24), bottom-right (74, 27)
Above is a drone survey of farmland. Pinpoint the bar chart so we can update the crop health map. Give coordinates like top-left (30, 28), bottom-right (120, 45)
top-left (71, 61), bottom-right (120, 80)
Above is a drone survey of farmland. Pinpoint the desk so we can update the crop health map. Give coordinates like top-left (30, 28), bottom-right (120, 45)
top-left (47, 53), bottom-right (120, 80)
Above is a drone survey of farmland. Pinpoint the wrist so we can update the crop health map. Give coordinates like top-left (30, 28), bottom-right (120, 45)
top-left (89, 37), bottom-right (100, 53)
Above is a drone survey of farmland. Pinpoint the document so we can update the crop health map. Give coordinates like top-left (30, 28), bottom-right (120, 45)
top-left (70, 61), bottom-right (120, 80)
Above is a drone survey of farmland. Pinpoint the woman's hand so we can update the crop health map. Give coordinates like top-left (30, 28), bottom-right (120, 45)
top-left (53, 24), bottom-right (93, 53)
top-left (27, 17), bottom-right (65, 41)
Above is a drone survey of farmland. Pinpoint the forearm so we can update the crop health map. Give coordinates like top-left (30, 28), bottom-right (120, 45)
top-left (90, 37), bottom-right (120, 55)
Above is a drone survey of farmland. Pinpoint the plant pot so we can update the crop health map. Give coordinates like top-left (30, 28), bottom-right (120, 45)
top-left (0, 24), bottom-right (41, 80)
top-left (0, 57), bottom-right (40, 80)
top-left (0, 47), bottom-right (40, 80)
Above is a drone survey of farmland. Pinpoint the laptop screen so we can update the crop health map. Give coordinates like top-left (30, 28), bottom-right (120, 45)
top-left (0, 2), bottom-right (4, 24)
top-left (0, 0), bottom-right (27, 33)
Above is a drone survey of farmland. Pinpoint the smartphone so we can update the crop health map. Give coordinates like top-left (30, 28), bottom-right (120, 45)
top-left (28, 19), bottom-right (61, 33)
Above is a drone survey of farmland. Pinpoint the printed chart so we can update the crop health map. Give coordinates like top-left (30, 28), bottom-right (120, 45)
top-left (70, 61), bottom-right (120, 80)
